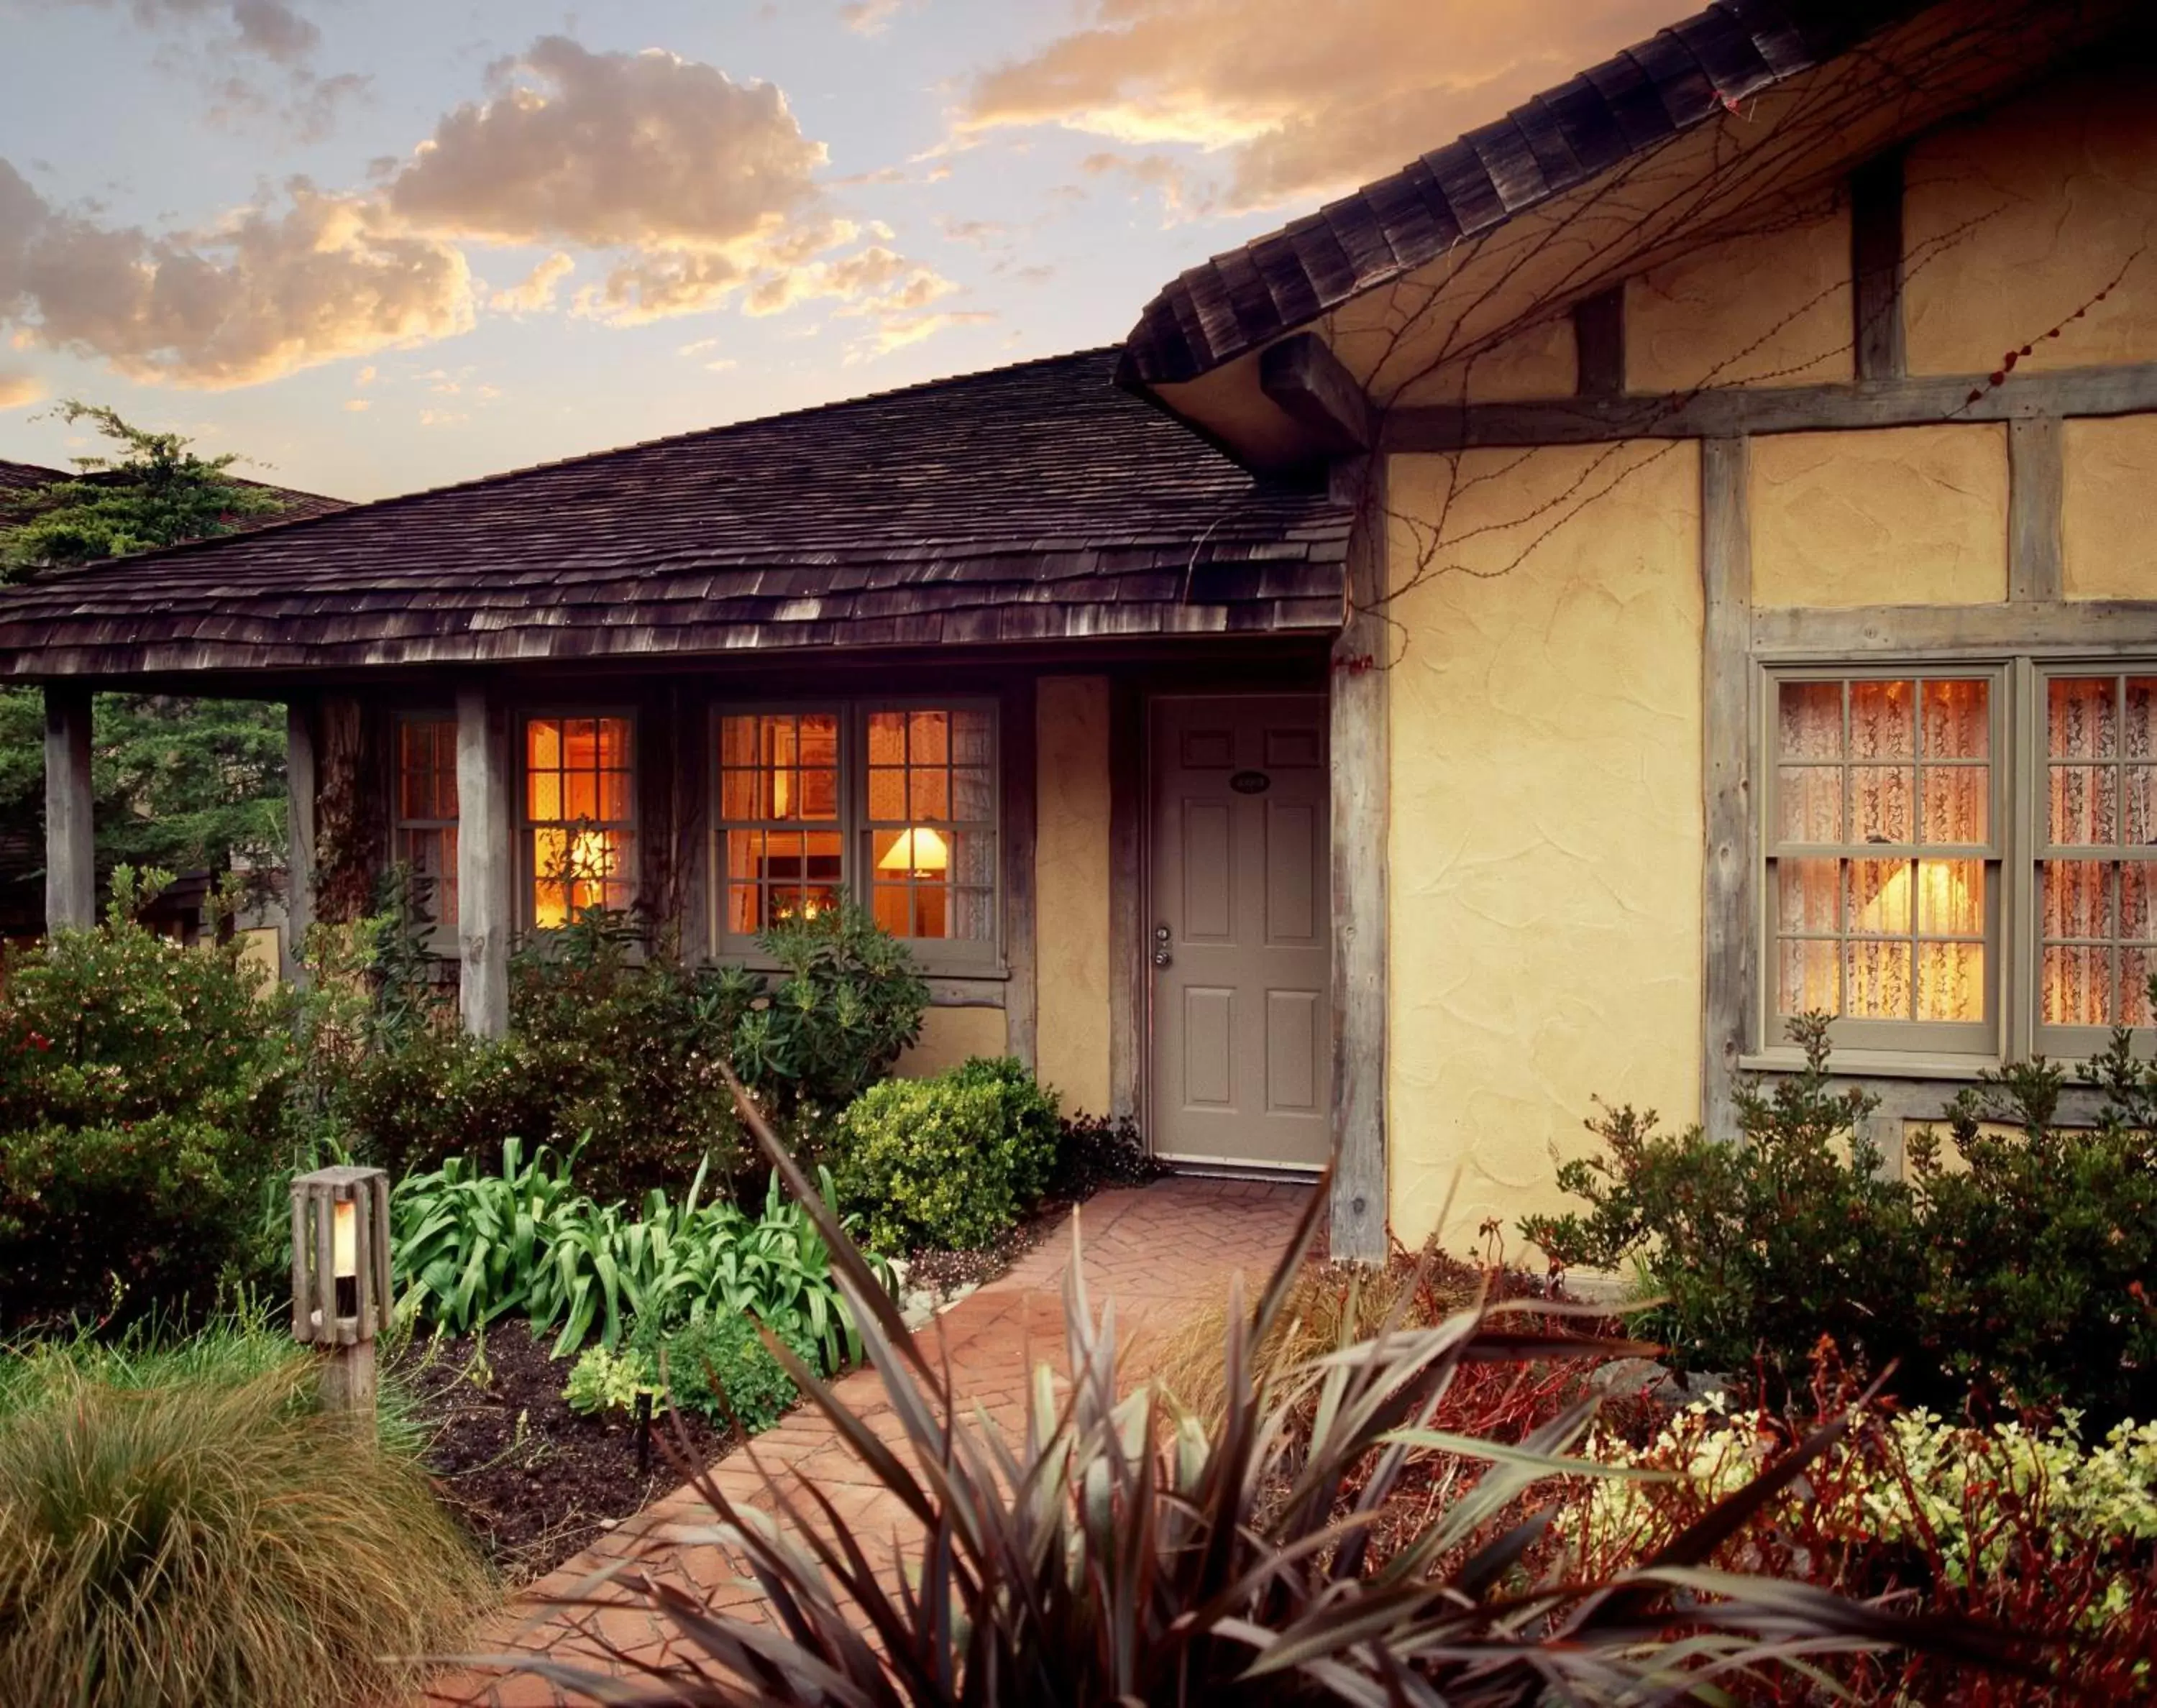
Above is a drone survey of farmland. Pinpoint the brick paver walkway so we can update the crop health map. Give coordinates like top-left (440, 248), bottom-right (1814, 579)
top-left (426, 1176), bottom-right (1313, 1706)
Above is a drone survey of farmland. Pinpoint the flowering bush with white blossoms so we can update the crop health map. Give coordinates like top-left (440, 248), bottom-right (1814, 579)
top-left (1576, 1395), bottom-right (2157, 1615)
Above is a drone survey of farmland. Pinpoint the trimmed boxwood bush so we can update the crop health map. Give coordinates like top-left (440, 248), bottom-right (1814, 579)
top-left (832, 1056), bottom-right (1061, 1253)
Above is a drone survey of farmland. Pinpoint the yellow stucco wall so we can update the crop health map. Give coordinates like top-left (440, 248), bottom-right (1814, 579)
top-left (1034, 674), bottom-right (1113, 1114)
top-left (1905, 64), bottom-right (2157, 377)
top-left (1384, 441), bottom-right (1704, 1249)
top-left (1386, 317), bottom-right (1577, 407)
top-left (894, 1005), bottom-right (1008, 1079)
top-left (2064, 413), bottom-right (2157, 601)
top-left (1627, 198), bottom-right (1854, 392)
top-left (1750, 425), bottom-right (2009, 609)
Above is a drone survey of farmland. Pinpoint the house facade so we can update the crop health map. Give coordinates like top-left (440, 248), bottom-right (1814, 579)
top-left (4, 0), bottom-right (2155, 1258)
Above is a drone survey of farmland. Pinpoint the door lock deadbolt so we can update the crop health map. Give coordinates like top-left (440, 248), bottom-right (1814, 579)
top-left (1153, 924), bottom-right (1173, 968)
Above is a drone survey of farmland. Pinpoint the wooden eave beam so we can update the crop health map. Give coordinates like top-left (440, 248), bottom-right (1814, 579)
top-left (1259, 333), bottom-right (1376, 457)
top-left (1383, 362), bottom-right (2157, 451)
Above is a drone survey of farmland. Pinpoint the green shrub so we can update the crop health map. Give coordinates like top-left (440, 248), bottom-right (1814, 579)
top-left (1521, 1014), bottom-right (1928, 1393)
top-left (0, 1322), bottom-right (485, 1708)
top-left (335, 904), bottom-right (928, 1201)
top-left (636, 1310), bottom-right (802, 1433)
top-left (832, 1057), bottom-right (1061, 1253)
top-left (0, 1116), bottom-right (270, 1329)
top-left (943, 1055), bottom-right (1061, 1201)
top-left (564, 1314), bottom-right (800, 1435)
top-left (564, 1342), bottom-right (661, 1418)
top-left (1524, 1011), bottom-right (2157, 1423)
top-left (1915, 1044), bottom-right (2157, 1425)
top-left (0, 873), bottom-right (293, 1327)
top-left (0, 868), bottom-right (290, 1139)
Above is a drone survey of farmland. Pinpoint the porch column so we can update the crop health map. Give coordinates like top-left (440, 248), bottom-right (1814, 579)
top-left (456, 687), bottom-right (513, 1039)
top-left (44, 685), bottom-right (95, 932)
top-left (283, 700), bottom-right (316, 983)
top-left (1329, 457), bottom-right (1389, 1263)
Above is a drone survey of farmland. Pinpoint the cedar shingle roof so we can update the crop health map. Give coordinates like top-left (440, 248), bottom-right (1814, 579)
top-left (0, 459), bottom-right (63, 500)
top-left (1119, 0), bottom-right (1928, 387)
top-left (0, 349), bottom-right (1352, 681)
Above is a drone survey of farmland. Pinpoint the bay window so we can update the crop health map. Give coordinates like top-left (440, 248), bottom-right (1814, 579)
top-left (1763, 662), bottom-right (2157, 1063)
top-left (716, 703), bottom-right (999, 969)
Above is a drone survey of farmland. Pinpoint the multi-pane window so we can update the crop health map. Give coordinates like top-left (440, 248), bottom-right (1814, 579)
top-left (525, 715), bottom-right (636, 929)
top-left (866, 709), bottom-right (997, 943)
top-left (715, 704), bottom-right (998, 968)
top-left (393, 716), bottom-right (458, 935)
top-left (720, 712), bottom-right (843, 933)
top-left (2040, 674), bottom-right (2157, 1035)
top-left (1767, 673), bottom-right (1996, 1050)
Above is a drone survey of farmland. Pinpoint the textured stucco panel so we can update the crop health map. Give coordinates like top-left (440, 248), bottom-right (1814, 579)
top-left (1034, 674), bottom-right (1113, 1114)
top-left (2064, 413), bottom-right (2157, 600)
top-left (1384, 442), bottom-right (1704, 1250)
top-left (1386, 317), bottom-right (1577, 407)
top-left (894, 1006), bottom-right (1008, 1079)
top-left (1628, 198), bottom-right (1854, 392)
top-left (1751, 425), bottom-right (2009, 609)
top-left (1905, 64), bottom-right (2157, 377)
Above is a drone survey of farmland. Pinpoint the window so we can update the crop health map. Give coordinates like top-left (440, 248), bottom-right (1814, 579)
top-left (719, 712), bottom-right (843, 930)
top-left (716, 703), bottom-right (998, 967)
top-left (524, 715), bottom-right (636, 928)
top-left (1762, 663), bottom-right (2157, 1064)
top-left (1767, 671), bottom-right (1998, 1054)
top-left (394, 715), bottom-right (459, 937)
top-left (2038, 674), bottom-right (2157, 1042)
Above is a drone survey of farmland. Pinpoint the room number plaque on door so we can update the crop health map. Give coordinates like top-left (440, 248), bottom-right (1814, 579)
top-left (1229, 770), bottom-right (1271, 794)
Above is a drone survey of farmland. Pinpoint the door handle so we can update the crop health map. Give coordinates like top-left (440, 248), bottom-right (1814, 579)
top-left (1153, 924), bottom-right (1173, 968)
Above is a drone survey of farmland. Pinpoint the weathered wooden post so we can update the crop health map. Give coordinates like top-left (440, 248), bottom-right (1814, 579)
top-left (290, 1165), bottom-right (393, 1416)
top-left (43, 684), bottom-right (96, 932)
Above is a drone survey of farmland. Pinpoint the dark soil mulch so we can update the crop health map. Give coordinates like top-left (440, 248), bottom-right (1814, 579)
top-left (391, 1321), bottom-right (736, 1585)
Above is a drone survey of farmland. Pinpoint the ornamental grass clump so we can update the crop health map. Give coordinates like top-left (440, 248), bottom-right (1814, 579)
top-left (480, 1066), bottom-right (2020, 1707)
top-left (0, 1325), bottom-right (487, 1708)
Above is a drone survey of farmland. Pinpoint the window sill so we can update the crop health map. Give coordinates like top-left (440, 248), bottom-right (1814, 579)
top-left (1739, 1050), bottom-right (2000, 1082)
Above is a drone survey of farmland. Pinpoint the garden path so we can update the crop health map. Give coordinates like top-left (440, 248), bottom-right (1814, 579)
top-left (424, 1175), bottom-right (1315, 1706)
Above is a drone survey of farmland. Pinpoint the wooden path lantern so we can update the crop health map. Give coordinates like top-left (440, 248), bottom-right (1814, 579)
top-left (291, 1165), bottom-right (393, 1414)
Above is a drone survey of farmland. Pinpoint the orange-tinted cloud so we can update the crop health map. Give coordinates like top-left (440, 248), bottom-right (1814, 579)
top-left (963, 0), bottom-right (1682, 212)
top-left (0, 161), bottom-right (475, 387)
top-left (388, 37), bottom-right (824, 252)
top-left (0, 367), bottom-right (43, 408)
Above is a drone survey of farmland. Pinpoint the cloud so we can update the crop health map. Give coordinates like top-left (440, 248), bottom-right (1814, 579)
top-left (848, 308), bottom-right (997, 360)
top-left (961, 0), bottom-right (1677, 212)
top-left (71, 0), bottom-right (320, 64)
top-left (938, 216), bottom-right (1010, 249)
top-left (68, 1), bottom-right (367, 141)
top-left (388, 37), bottom-right (825, 252)
top-left (353, 364), bottom-right (376, 386)
top-left (0, 367), bottom-right (43, 408)
top-left (0, 160), bottom-right (476, 388)
top-left (840, 0), bottom-right (902, 35)
top-left (490, 250), bottom-right (575, 312)
top-left (418, 408), bottom-right (468, 426)
top-left (342, 397), bottom-right (369, 411)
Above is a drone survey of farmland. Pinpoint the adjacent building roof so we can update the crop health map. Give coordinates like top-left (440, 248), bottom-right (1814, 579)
top-left (1119, 0), bottom-right (1926, 387)
top-left (0, 349), bottom-right (1352, 681)
top-left (0, 459), bottom-right (64, 501)
top-left (0, 456), bottom-right (348, 525)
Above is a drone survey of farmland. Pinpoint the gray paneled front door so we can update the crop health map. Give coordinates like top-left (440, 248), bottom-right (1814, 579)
top-left (1148, 694), bottom-right (1331, 1171)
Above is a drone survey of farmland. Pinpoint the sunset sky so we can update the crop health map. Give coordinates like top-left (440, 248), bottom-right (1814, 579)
top-left (0, 0), bottom-right (1682, 501)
